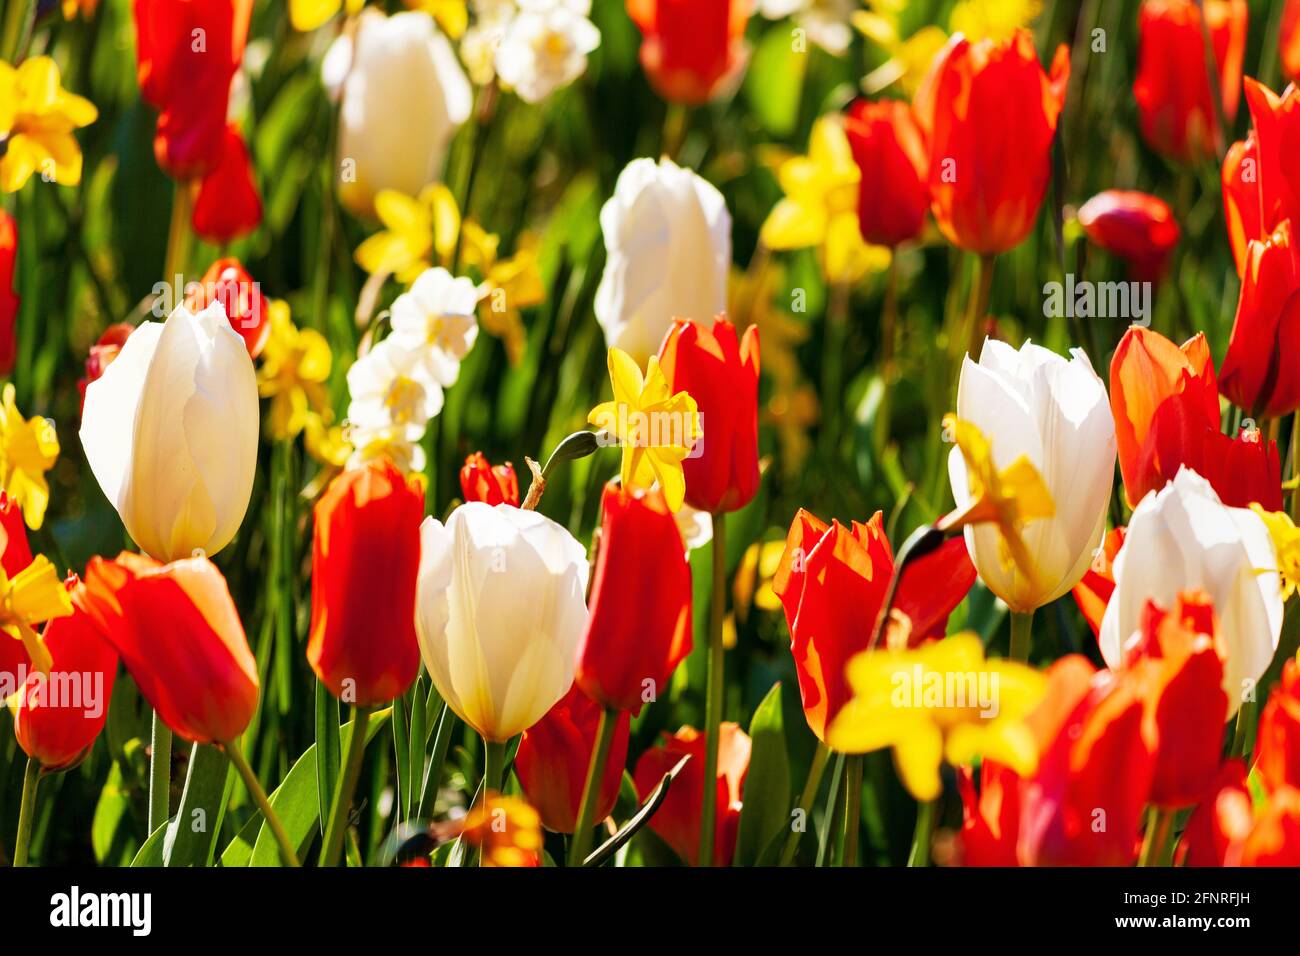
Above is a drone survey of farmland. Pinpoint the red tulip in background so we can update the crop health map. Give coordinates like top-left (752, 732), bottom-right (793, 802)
top-left (13, 579), bottom-right (118, 772)
top-left (633, 722), bottom-right (750, 866)
top-left (1285, 0), bottom-right (1300, 83)
top-left (1256, 656), bottom-right (1300, 794)
top-left (134, 0), bottom-right (253, 179)
top-left (515, 683), bottom-right (631, 833)
top-left (625, 0), bottom-right (750, 105)
top-left (772, 509), bottom-right (975, 742)
top-left (1071, 526), bottom-right (1125, 637)
top-left (1222, 79), bottom-right (1300, 277)
top-left (0, 210), bottom-right (17, 377)
top-left (459, 452), bottom-right (519, 506)
top-left (1110, 326), bottom-right (1281, 509)
top-left (1133, 0), bottom-right (1247, 163)
top-left (191, 125), bottom-right (263, 243)
top-left (309, 458), bottom-right (423, 707)
top-left (844, 99), bottom-right (929, 247)
top-left (82, 552), bottom-right (258, 744)
top-left (77, 323), bottom-right (133, 415)
top-left (185, 257), bottom-right (269, 358)
top-left (0, 493), bottom-right (35, 679)
top-left (1076, 190), bottom-right (1180, 281)
top-left (913, 29), bottom-right (1069, 255)
top-left (658, 316), bottom-right (759, 514)
top-left (576, 483), bottom-right (692, 714)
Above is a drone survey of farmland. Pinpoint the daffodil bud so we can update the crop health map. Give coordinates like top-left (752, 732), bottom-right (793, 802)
top-left (80, 301), bottom-right (259, 563)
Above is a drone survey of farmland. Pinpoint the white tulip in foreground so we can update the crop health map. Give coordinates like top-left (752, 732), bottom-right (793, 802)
top-left (415, 503), bottom-right (590, 742)
top-left (948, 339), bottom-right (1116, 612)
top-left (1100, 468), bottom-right (1283, 715)
top-left (594, 157), bottom-right (731, 364)
top-left (80, 301), bottom-right (259, 563)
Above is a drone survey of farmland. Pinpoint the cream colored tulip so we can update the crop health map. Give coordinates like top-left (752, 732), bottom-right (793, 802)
top-left (1100, 467), bottom-right (1283, 715)
top-left (80, 302), bottom-right (259, 562)
top-left (416, 503), bottom-right (589, 742)
top-left (948, 339), bottom-right (1116, 612)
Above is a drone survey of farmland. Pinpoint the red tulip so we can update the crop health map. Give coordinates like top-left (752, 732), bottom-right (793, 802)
top-left (0, 209), bottom-right (17, 377)
top-left (1193, 424), bottom-right (1283, 511)
top-left (657, 316), bottom-right (759, 514)
top-left (576, 482), bottom-right (692, 715)
top-left (134, 0), bottom-right (254, 179)
top-left (1133, 0), bottom-right (1248, 163)
top-left (772, 509), bottom-right (975, 741)
top-left (625, 0), bottom-right (749, 106)
top-left (1071, 526), bottom-right (1125, 638)
top-left (309, 459), bottom-right (423, 707)
top-left (1178, 758), bottom-right (1251, 865)
top-left (77, 323), bottom-right (133, 416)
top-left (82, 552), bottom-right (258, 744)
top-left (1285, 0), bottom-right (1300, 83)
top-left (913, 29), bottom-right (1069, 255)
top-left (185, 258), bottom-right (269, 359)
top-left (957, 760), bottom-right (1022, 866)
top-left (191, 126), bottom-right (263, 244)
top-left (13, 578), bottom-right (119, 772)
top-left (844, 99), bottom-right (929, 247)
top-left (514, 683), bottom-right (631, 833)
top-left (1076, 190), bottom-right (1180, 281)
top-left (1256, 657), bottom-right (1300, 793)
top-left (633, 722), bottom-right (750, 866)
top-left (0, 493), bottom-right (34, 679)
top-left (1223, 133), bottom-right (1264, 276)
top-left (459, 452), bottom-right (519, 506)
top-left (1220, 220), bottom-right (1300, 418)
top-left (1222, 80), bottom-right (1300, 276)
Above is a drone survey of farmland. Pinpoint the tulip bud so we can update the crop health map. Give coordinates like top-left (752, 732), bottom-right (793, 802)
top-left (13, 579), bottom-right (118, 772)
top-left (914, 30), bottom-right (1068, 255)
top-left (191, 126), bottom-right (263, 245)
top-left (1256, 657), bottom-right (1300, 793)
top-left (658, 316), bottom-right (759, 514)
top-left (950, 340), bottom-right (1115, 612)
top-left (79, 301), bottom-right (260, 563)
top-left (309, 459), bottom-right (424, 707)
top-left (633, 722), bottom-right (750, 867)
top-left (1, 209), bottom-right (17, 377)
top-left (459, 453), bottom-right (519, 506)
top-left (626, 0), bottom-right (749, 105)
top-left (82, 552), bottom-right (259, 744)
top-left (576, 483), bottom-right (692, 715)
top-left (514, 683), bottom-right (631, 833)
top-left (1076, 190), bottom-right (1180, 282)
top-left (844, 99), bottom-right (929, 247)
top-left (416, 503), bottom-right (589, 742)
top-left (595, 157), bottom-right (731, 365)
top-left (185, 258), bottom-right (270, 359)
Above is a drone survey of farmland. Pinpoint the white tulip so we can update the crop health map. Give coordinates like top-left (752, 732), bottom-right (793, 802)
top-left (330, 10), bottom-right (472, 217)
top-left (595, 157), bottom-right (731, 364)
top-left (388, 267), bottom-right (479, 391)
top-left (416, 503), bottom-right (589, 742)
top-left (79, 302), bottom-right (259, 563)
top-left (948, 339), bottom-right (1116, 612)
top-left (1099, 467), bottom-right (1283, 715)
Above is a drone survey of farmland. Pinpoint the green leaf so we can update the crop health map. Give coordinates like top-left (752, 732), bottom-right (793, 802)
top-left (91, 762), bottom-right (136, 866)
top-left (744, 26), bottom-right (809, 138)
top-left (392, 693), bottom-right (411, 826)
top-left (733, 682), bottom-right (792, 866)
top-left (130, 821), bottom-right (170, 867)
top-left (163, 743), bottom-right (233, 867)
top-left (314, 680), bottom-right (340, 839)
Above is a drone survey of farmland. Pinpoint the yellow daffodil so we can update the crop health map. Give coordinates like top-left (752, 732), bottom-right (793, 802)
top-left (0, 56), bottom-right (98, 192)
top-left (939, 414), bottom-right (1054, 597)
top-left (760, 116), bottom-right (890, 285)
top-left (826, 632), bottom-right (1046, 801)
top-left (1251, 504), bottom-right (1300, 599)
top-left (473, 230), bottom-right (545, 366)
top-left (0, 384), bottom-right (59, 530)
top-left (403, 0), bottom-right (469, 37)
top-left (355, 184), bottom-right (461, 283)
top-left (256, 301), bottom-right (334, 441)
top-left (289, 0), bottom-right (365, 32)
top-left (949, 0), bottom-right (1043, 43)
top-left (0, 555), bottom-right (74, 676)
top-left (588, 348), bottom-right (701, 512)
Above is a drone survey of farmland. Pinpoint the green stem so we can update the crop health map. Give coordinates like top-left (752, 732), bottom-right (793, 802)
top-left (963, 253), bottom-right (996, 362)
top-left (148, 713), bottom-right (172, 833)
top-left (482, 738), bottom-right (507, 794)
top-left (566, 706), bottom-right (618, 867)
top-left (162, 179), bottom-right (194, 291)
top-left (778, 741), bottom-right (831, 866)
top-left (841, 754), bottom-right (864, 867)
top-left (13, 757), bottom-right (39, 868)
top-left (1138, 807), bottom-right (1176, 867)
top-left (223, 740), bottom-right (300, 867)
top-left (1009, 609), bottom-right (1034, 663)
top-left (875, 256), bottom-right (899, 455)
top-left (907, 798), bottom-right (937, 867)
top-left (319, 704), bottom-right (373, 867)
top-left (820, 281), bottom-right (851, 458)
top-left (698, 510), bottom-right (728, 867)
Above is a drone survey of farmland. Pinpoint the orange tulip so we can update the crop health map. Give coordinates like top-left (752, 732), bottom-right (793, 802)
top-left (576, 482), bottom-right (692, 714)
top-left (626, 0), bottom-right (749, 106)
top-left (13, 579), bottom-right (118, 772)
top-left (192, 126), bottom-right (263, 244)
top-left (185, 258), bottom-right (270, 359)
top-left (0, 209), bottom-right (17, 377)
top-left (657, 316), bottom-right (760, 514)
top-left (459, 452), bottom-right (519, 506)
top-left (1133, 0), bottom-right (1247, 163)
top-left (309, 459), bottom-right (423, 707)
top-left (957, 760), bottom-right (1022, 866)
top-left (1234, 787), bottom-right (1300, 865)
top-left (514, 683), bottom-right (631, 834)
top-left (1285, 0), bottom-right (1300, 83)
top-left (1222, 80), bottom-right (1300, 277)
top-left (1256, 657), bottom-right (1300, 793)
top-left (914, 29), bottom-right (1069, 255)
top-left (844, 99), bottom-right (929, 247)
top-left (82, 552), bottom-right (258, 744)
top-left (633, 722), bottom-right (750, 866)
top-left (1071, 526), bottom-right (1125, 638)
top-left (1076, 190), bottom-right (1180, 281)
top-left (772, 509), bottom-right (975, 741)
